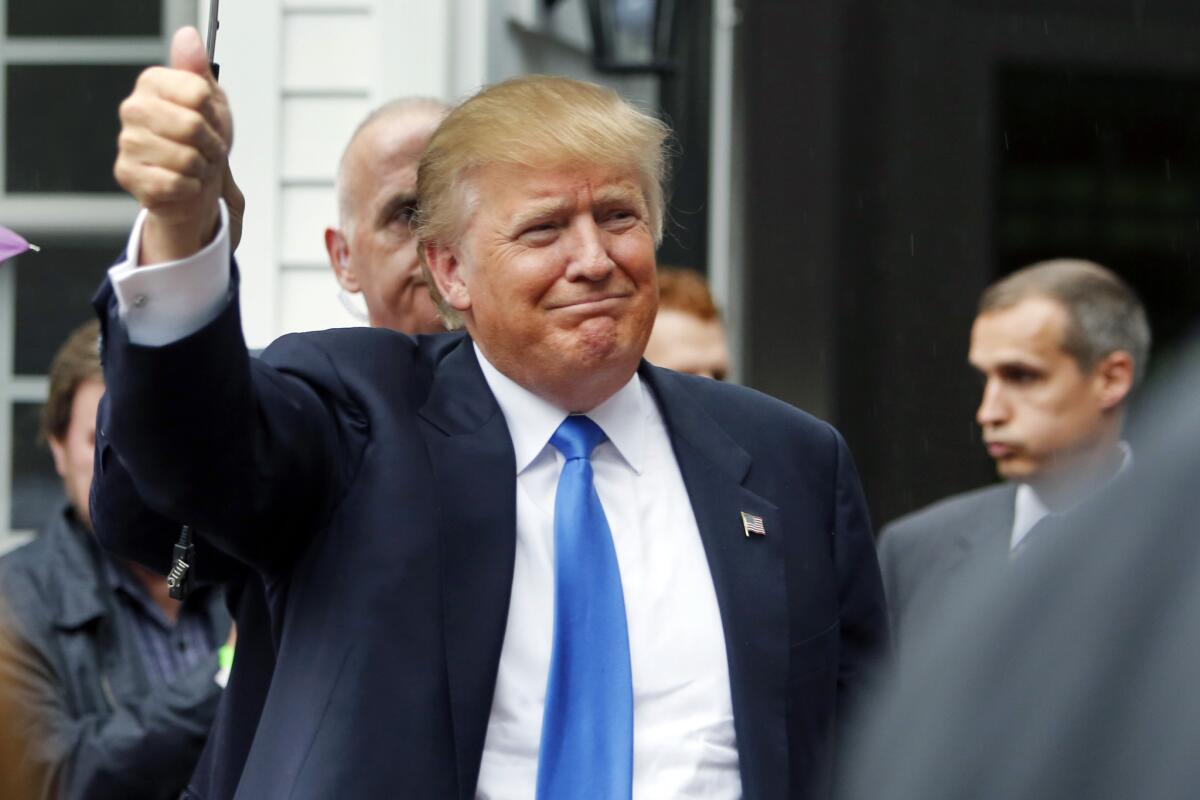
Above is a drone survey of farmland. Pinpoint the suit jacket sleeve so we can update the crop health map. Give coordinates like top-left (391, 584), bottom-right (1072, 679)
top-left (92, 264), bottom-right (368, 574)
top-left (830, 430), bottom-right (891, 714)
top-left (90, 436), bottom-right (247, 584)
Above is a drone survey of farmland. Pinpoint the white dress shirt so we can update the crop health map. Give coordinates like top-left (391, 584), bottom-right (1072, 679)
top-left (111, 208), bottom-right (743, 799)
top-left (1010, 441), bottom-right (1133, 550)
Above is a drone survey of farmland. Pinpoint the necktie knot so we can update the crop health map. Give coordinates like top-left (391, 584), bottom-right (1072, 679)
top-left (550, 415), bottom-right (606, 462)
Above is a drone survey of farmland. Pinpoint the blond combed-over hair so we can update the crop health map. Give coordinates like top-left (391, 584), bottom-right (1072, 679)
top-left (416, 75), bottom-right (671, 329)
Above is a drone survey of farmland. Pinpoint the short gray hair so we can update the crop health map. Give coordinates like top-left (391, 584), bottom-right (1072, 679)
top-left (980, 259), bottom-right (1151, 386)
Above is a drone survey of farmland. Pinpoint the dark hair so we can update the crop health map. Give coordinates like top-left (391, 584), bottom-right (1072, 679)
top-left (41, 320), bottom-right (102, 443)
top-left (980, 259), bottom-right (1151, 386)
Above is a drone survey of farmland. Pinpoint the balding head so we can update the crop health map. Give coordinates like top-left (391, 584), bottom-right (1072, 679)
top-left (336, 97), bottom-right (449, 233)
top-left (326, 97), bottom-right (450, 334)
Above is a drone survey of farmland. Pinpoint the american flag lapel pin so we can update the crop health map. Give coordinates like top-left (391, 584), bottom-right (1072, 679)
top-left (741, 511), bottom-right (766, 538)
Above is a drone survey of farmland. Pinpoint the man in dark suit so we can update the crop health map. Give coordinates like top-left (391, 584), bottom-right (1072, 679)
top-left (93, 26), bottom-right (887, 799)
top-left (877, 259), bottom-right (1149, 647)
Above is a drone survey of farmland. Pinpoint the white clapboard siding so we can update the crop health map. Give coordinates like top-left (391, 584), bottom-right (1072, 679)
top-left (279, 185), bottom-right (337, 267)
top-left (276, 4), bottom-right (377, 334)
top-left (282, 12), bottom-right (374, 93)
top-left (282, 96), bottom-right (370, 181)
top-left (284, 0), bottom-right (370, 8)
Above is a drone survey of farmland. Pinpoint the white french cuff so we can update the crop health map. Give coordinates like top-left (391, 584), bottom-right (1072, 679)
top-left (108, 199), bottom-right (232, 347)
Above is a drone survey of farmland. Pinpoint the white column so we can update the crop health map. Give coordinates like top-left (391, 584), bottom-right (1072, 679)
top-left (708, 0), bottom-right (744, 382)
top-left (218, 0), bottom-right (283, 348)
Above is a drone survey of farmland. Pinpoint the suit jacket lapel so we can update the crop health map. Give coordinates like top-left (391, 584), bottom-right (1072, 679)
top-left (418, 338), bottom-right (517, 800)
top-left (952, 483), bottom-right (1017, 565)
top-left (642, 365), bottom-right (789, 800)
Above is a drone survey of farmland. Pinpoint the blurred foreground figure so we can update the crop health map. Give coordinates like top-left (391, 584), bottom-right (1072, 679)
top-left (0, 321), bottom-right (230, 799)
top-left (841, 336), bottom-right (1200, 800)
top-left (324, 97), bottom-right (450, 332)
top-left (878, 259), bottom-right (1149, 646)
top-left (643, 267), bottom-right (731, 379)
top-left (94, 26), bottom-right (886, 799)
top-left (0, 623), bottom-right (36, 799)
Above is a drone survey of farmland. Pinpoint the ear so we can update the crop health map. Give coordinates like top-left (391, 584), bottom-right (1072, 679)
top-left (48, 436), bottom-right (68, 481)
top-left (423, 241), bottom-right (472, 312)
top-left (325, 228), bottom-right (359, 292)
top-left (1094, 350), bottom-right (1135, 411)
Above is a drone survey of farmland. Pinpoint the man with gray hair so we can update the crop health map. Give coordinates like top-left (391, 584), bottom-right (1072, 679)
top-left (324, 97), bottom-right (449, 333)
top-left (878, 258), bottom-right (1150, 647)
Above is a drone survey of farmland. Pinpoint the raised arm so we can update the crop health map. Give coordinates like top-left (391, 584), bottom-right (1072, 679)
top-left (94, 27), bottom-right (365, 575)
top-left (114, 26), bottom-right (230, 266)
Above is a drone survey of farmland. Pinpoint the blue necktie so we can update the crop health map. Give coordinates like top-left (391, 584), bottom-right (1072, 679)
top-left (536, 415), bottom-right (633, 800)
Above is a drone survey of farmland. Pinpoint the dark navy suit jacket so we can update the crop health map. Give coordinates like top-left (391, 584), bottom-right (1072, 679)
top-left (90, 271), bottom-right (888, 800)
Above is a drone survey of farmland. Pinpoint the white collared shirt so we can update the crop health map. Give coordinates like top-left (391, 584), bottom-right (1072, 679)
top-left (474, 346), bottom-right (740, 800)
top-left (1010, 441), bottom-right (1133, 550)
top-left (110, 209), bottom-right (742, 799)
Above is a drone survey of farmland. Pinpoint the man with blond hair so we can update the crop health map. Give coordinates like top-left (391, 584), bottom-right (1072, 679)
top-left (93, 26), bottom-right (886, 799)
top-left (878, 259), bottom-right (1149, 647)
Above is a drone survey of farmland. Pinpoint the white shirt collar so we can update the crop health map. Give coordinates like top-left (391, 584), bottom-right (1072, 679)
top-left (1010, 440), bottom-right (1132, 550)
top-left (1010, 483), bottom-right (1052, 550)
top-left (473, 343), bottom-right (646, 476)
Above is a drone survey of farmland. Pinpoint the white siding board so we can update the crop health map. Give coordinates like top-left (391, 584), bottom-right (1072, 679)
top-left (283, 0), bottom-right (370, 9)
top-left (281, 96), bottom-right (369, 180)
top-left (283, 13), bottom-right (373, 92)
top-left (279, 185), bottom-right (337, 265)
top-left (378, 1), bottom-right (451, 98)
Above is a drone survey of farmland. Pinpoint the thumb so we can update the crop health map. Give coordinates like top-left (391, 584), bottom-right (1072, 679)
top-left (170, 26), bottom-right (212, 79)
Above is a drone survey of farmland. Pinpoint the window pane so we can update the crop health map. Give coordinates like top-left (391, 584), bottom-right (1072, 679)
top-left (6, 64), bottom-right (147, 193)
top-left (8, 0), bottom-right (161, 37)
top-left (11, 402), bottom-right (62, 531)
top-left (13, 236), bottom-right (123, 375)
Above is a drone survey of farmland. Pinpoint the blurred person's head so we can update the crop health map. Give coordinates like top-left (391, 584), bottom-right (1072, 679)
top-left (325, 98), bottom-right (450, 334)
top-left (969, 259), bottom-right (1149, 493)
top-left (42, 321), bottom-right (103, 530)
top-left (417, 75), bottom-right (669, 411)
top-left (643, 267), bottom-right (730, 380)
